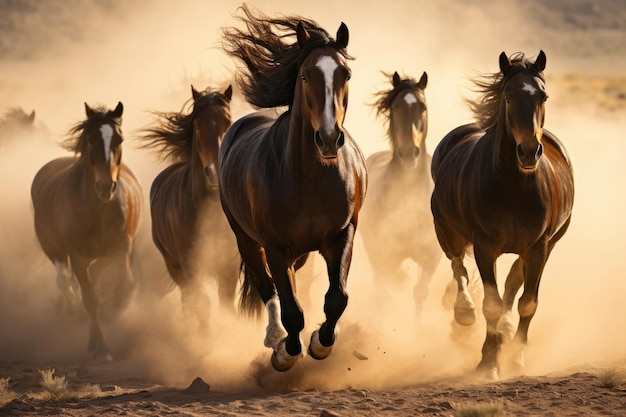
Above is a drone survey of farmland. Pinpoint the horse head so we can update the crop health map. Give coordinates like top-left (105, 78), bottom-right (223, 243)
top-left (296, 21), bottom-right (351, 162)
top-left (500, 50), bottom-right (547, 173)
top-left (389, 71), bottom-right (428, 169)
top-left (84, 102), bottom-right (124, 201)
top-left (191, 84), bottom-right (232, 187)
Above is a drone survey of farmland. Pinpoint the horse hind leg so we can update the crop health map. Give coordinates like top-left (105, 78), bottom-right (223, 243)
top-left (497, 258), bottom-right (523, 343)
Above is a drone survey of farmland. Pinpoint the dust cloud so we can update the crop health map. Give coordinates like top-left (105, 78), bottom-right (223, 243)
top-left (0, 0), bottom-right (624, 393)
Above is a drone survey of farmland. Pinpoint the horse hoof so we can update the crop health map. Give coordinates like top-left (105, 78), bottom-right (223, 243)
top-left (476, 365), bottom-right (499, 382)
top-left (270, 339), bottom-right (301, 372)
top-left (308, 329), bottom-right (333, 360)
top-left (454, 307), bottom-right (476, 326)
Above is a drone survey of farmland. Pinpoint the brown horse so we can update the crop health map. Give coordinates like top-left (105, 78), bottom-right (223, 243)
top-left (31, 102), bottom-right (143, 360)
top-left (430, 51), bottom-right (574, 379)
top-left (220, 5), bottom-right (367, 371)
top-left (140, 85), bottom-right (237, 327)
top-left (360, 71), bottom-right (441, 318)
top-left (0, 107), bottom-right (45, 146)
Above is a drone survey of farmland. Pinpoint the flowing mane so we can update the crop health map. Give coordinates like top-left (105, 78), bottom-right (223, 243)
top-left (466, 52), bottom-right (544, 130)
top-left (221, 4), bottom-right (352, 109)
top-left (371, 72), bottom-right (426, 142)
top-left (140, 88), bottom-right (231, 162)
top-left (62, 104), bottom-right (121, 155)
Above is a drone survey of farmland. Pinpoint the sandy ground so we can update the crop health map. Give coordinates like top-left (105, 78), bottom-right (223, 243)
top-left (1, 0), bottom-right (626, 416)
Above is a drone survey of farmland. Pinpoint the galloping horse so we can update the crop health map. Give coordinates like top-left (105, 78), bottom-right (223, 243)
top-left (0, 107), bottom-right (39, 145)
top-left (140, 85), bottom-right (237, 327)
top-left (220, 5), bottom-right (367, 371)
top-left (31, 102), bottom-right (143, 360)
top-left (360, 71), bottom-right (441, 318)
top-left (430, 51), bottom-right (574, 379)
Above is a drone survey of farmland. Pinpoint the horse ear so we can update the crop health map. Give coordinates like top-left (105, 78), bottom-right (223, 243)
top-left (223, 84), bottom-right (233, 102)
top-left (28, 110), bottom-right (36, 124)
top-left (499, 51), bottom-right (512, 74)
top-left (296, 21), bottom-right (311, 48)
top-left (418, 71), bottom-right (428, 89)
top-left (392, 72), bottom-right (401, 87)
top-left (336, 22), bottom-right (349, 49)
top-left (191, 85), bottom-right (201, 102)
top-left (112, 101), bottom-right (123, 118)
top-left (85, 102), bottom-right (95, 118)
top-left (534, 50), bottom-right (546, 72)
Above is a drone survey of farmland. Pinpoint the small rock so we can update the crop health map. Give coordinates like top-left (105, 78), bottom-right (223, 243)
top-left (352, 350), bottom-right (368, 360)
top-left (182, 377), bottom-right (211, 395)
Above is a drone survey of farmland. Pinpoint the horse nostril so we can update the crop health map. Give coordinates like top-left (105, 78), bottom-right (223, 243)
top-left (110, 181), bottom-right (117, 194)
top-left (336, 131), bottom-right (345, 149)
top-left (314, 131), bottom-right (324, 149)
top-left (516, 144), bottom-right (525, 159)
top-left (535, 143), bottom-right (544, 160)
top-left (413, 147), bottom-right (420, 159)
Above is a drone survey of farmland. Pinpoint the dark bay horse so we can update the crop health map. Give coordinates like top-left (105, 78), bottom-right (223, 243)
top-left (430, 51), bottom-right (574, 379)
top-left (360, 71), bottom-right (441, 318)
top-left (220, 5), bottom-right (367, 371)
top-left (31, 102), bottom-right (143, 360)
top-left (140, 85), bottom-right (237, 327)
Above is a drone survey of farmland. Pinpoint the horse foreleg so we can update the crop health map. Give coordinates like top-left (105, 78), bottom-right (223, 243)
top-left (451, 255), bottom-right (476, 326)
top-left (264, 245), bottom-right (304, 372)
top-left (413, 252), bottom-right (440, 320)
top-left (310, 224), bottom-right (355, 360)
top-left (473, 245), bottom-right (503, 380)
top-left (512, 242), bottom-right (549, 372)
top-left (70, 255), bottom-right (111, 361)
top-left (497, 258), bottom-right (523, 343)
top-left (54, 259), bottom-right (82, 316)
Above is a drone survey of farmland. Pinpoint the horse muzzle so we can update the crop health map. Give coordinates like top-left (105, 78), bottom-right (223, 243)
top-left (398, 145), bottom-right (420, 168)
top-left (516, 142), bottom-right (543, 171)
top-left (314, 130), bottom-right (345, 159)
top-left (95, 180), bottom-right (117, 201)
top-left (204, 164), bottom-right (219, 188)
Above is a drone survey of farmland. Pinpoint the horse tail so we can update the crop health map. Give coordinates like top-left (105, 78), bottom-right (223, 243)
top-left (239, 260), bottom-right (265, 318)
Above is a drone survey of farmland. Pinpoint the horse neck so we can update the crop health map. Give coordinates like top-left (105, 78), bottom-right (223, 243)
top-left (492, 119), bottom-right (520, 180)
top-left (188, 145), bottom-right (212, 201)
top-left (286, 107), bottom-right (321, 176)
top-left (74, 154), bottom-right (107, 204)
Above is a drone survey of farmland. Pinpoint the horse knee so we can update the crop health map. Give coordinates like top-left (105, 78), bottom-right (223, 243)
top-left (518, 296), bottom-right (538, 319)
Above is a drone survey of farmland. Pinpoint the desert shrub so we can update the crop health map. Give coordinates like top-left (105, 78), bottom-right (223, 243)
top-left (454, 401), bottom-right (506, 417)
top-left (36, 369), bottom-right (100, 402)
top-left (598, 369), bottom-right (626, 389)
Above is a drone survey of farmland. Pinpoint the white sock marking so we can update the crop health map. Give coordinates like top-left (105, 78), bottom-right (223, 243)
top-left (522, 82), bottom-right (537, 96)
top-left (315, 55), bottom-right (339, 137)
top-left (99, 124), bottom-right (113, 163)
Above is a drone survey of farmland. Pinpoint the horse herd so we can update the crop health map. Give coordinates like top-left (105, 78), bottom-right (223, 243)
top-left (18, 6), bottom-right (575, 380)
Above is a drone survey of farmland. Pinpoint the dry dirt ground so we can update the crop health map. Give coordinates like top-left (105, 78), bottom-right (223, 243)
top-left (1, 0), bottom-right (626, 416)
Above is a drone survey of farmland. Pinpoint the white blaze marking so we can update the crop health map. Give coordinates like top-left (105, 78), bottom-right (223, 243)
top-left (99, 124), bottom-right (114, 162)
top-left (521, 82), bottom-right (538, 96)
top-left (404, 93), bottom-right (418, 105)
top-left (315, 55), bottom-right (339, 137)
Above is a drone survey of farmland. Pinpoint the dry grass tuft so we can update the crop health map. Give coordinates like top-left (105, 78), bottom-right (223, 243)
top-left (597, 369), bottom-right (626, 389)
top-left (35, 368), bottom-right (100, 402)
top-left (0, 377), bottom-right (17, 408)
top-left (454, 401), bottom-right (506, 417)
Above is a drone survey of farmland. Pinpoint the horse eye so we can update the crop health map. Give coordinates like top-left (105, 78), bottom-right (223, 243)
top-left (301, 74), bottom-right (307, 83)
top-left (346, 73), bottom-right (351, 81)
